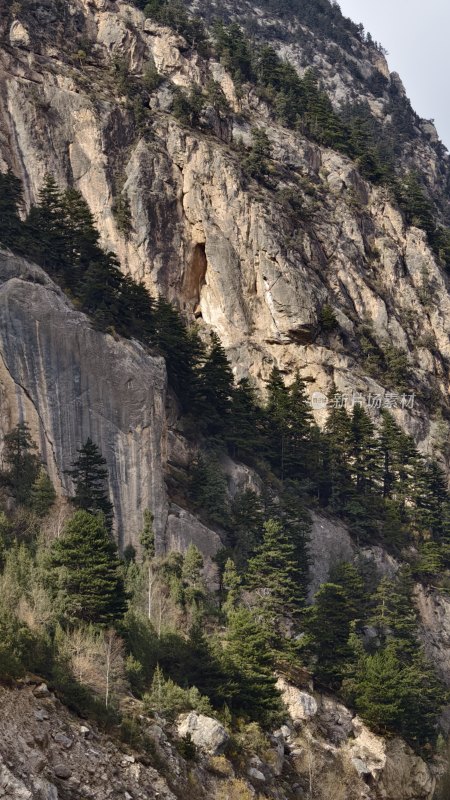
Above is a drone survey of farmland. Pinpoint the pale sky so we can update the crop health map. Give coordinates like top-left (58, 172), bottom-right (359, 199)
top-left (337, 0), bottom-right (450, 149)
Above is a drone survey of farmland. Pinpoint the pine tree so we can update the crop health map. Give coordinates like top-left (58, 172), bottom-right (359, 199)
top-left (140, 509), bottom-right (155, 559)
top-left (283, 372), bottom-right (317, 485)
top-left (369, 568), bottom-right (418, 654)
top-left (67, 439), bottom-right (113, 527)
top-left (243, 128), bottom-right (272, 180)
top-left (246, 518), bottom-right (305, 620)
top-left (265, 367), bottom-right (290, 478)
top-left (213, 21), bottom-right (254, 84)
top-left (330, 562), bottom-right (365, 620)
top-left (3, 423), bottom-right (40, 505)
top-left (349, 404), bottom-right (381, 495)
top-left (322, 399), bottom-right (353, 511)
top-left (78, 252), bottom-right (123, 330)
top-left (26, 174), bottom-right (68, 271)
top-left (152, 297), bottom-right (204, 407)
top-left (182, 543), bottom-right (205, 606)
top-left (378, 411), bottom-right (421, 544)
top-left (62, 188), bottom-right (101, 276)
top-left (0, 169), bottom-right (24, 249)
top-left (224, 607), bottom-right (282, 725)
top-left (345, 404), bottom-right (383, 541)
top-left (348, 639), bottom-right (442, 746)
top-left (223, 558), bottom-right (242, 615)
top-left (188, 454), bottom-right (228, 527)
top-left (182, 614), bottom-right (230, 704)
top-left (138, 509), bottom-right (156, 621)
top-left (30, 468), bottom-right (56, 517)
top-left (196, 332), bottom-right (234, 440)
top-left (49, 510), bottom-right (127, 624)
top-left (228, 378), bottom-right (267, 461)
top-left (415, 540), bottom-right (444, 581)
top-left (414, 460), bottom-right (449, 539)
top-left (229, 489), bottom-right (265, 567)
top-left (119, 277), bottom-right (154, 343)
top-left (395, 171), bottom-right (435, 236)
top-left (302, 565), bottom-right (365, 689)
top-left (277, 489), bottom-right (311, 601)
top-left (348, 641), bottom-right (406, 734)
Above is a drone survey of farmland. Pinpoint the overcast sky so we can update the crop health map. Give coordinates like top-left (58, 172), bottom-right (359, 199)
top-left (337, 0), bottom-right (450, 149)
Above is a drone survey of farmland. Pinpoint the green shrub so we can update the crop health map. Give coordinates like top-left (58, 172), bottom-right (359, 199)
top-left (143, 665), bottom-right (213, 719)
top-left (318, 304), bottom-right (339, 333)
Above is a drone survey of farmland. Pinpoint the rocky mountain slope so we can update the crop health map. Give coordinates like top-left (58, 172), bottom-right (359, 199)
top-left (0, 675), bottom-right (438, 800)
top-left (2, 0), bottom-right (450, 461)
top-left (2, 1), bottom-right (450, 798)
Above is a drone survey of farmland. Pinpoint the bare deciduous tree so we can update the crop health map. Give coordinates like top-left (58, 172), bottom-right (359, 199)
top-left (59, 626), bottom-right (126, 707)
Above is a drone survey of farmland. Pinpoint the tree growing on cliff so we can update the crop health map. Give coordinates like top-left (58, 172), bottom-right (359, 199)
top-left (223, 606), bottom-right (282, 725)
top-left (49, 510), bottom-right (127, 625)
top-left (2, 423), bottom-right (40, 506)
top-left (30, 468), bottom-right (56, 517)
top-left (301, 564), bottom-right (364, 689)
top-left (346, 637), bottom-right (443, 746)
top-left (246, 518), bottom-right (306, 621)
top-left (0, 170), bottom-right (24, 250)
top-left (67, 439), bottom-right (113, 528)
top-left (196, 332), bottom-right (234, 441)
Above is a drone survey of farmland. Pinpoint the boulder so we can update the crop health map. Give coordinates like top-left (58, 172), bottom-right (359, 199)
top-left (177, 712), bottom-right (229, 755)
top-left (248, 767), bottom-right (265, 783)
top-left (33, 683), bottom-right (50, 699)
top-left (318, 696), bottom-right (354, 742)
top-left (381, 739), bottom-right (436, 800)
top-left (53, 732), bottom-right (73, 749)
top-left (53, 764), bottom-right (72, 780)
top-left (276, 677), bottom-right (318, 726)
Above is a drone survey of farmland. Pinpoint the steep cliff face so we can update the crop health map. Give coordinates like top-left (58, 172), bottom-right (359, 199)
top-left (0, 249), bottom-right (167, 550)
top-left (1, 0), bottom-right (450, 462)
top-left (2, 2), bottom-right (450, 797)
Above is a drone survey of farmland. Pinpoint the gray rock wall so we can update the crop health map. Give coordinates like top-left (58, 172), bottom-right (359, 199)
top-left (0, 250), bottom-right (167, 550)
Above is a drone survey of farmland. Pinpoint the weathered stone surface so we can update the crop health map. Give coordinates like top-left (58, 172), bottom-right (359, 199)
top-left (33, 683), bottom-right (50, 699)
top-left (276, 677), bottom-right (318, 726)
top-left (0, 250), bottom-right (167, 551)
top-left (0, 5), bottom-right (447, 797)
top-left (177, 712), bottom-right (229, 755)
top-left (308, 512), bottom-right (354, 598)
top-left (416, 585), bottom-right (450, 685)
top-left (9, 20), bottom-right (30, 48)
top-left (248, 766), bottom-right (266, 783)
top-left (318, 696), bottom-right (354, 743)
top-left (381, 739), bottom-right (436, 800)
top-left (1, 0), bottom-right (450, 470)
top-left (53, 764), bottom-right (72, 779)
top-left (0, 686), bottom-right (177, 800)
top-left (0, 756), bottom-right (32, 799)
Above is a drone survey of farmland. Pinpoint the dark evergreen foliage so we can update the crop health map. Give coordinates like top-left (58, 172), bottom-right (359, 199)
top-left (49, 511), bottom-right (126, 624)
top-left (223, 607), bottom-right (282, 725)
top-left (67, 439), bottom-right (113, 527)
top-left (302, 563), bottom-right (364, 688)
top-left (2, 423), bottom-right (40, 506)
top-left (246, 518), bottom-right (306, 620)
top-left (49, 510), bottom-right (127, 625)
